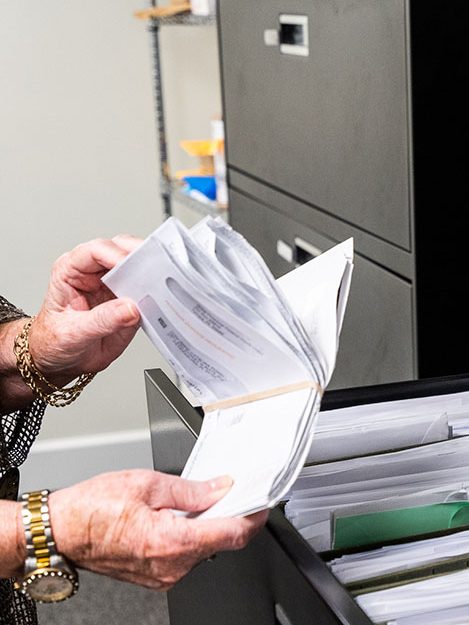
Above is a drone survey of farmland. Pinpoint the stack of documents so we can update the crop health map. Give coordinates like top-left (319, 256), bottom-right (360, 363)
top-left (308, 389), bottom-right (469, 463)
top-left (329, 528), bottom-right (469, 586)
top-left (103, 216), bottom-right (353, 517)
top-left (344, 543), bottom-right (469, 623)
top-left (355, 568), bottom-right (469, 623)
top-left (284, 390), bottom-right (469, 624)
top-left (309, 399), bottom-right (453, 464)
top-left (285, 436), bottom-right (469, 551)
top-left (331, 530), bottom-right (469, 621)
top-left (387, 604), bottom-right (469, 625)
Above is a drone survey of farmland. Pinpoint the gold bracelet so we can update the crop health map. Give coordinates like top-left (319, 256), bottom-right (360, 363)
top-left (13, 317), bottom-right (95, 408)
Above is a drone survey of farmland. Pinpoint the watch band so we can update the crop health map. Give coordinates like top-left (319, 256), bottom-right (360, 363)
top-left (21, 489), bottom-right (56, 570)
top-left (17, 489), bottom-right (79, 602)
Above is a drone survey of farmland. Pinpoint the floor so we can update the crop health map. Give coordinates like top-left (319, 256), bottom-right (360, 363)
top-left (36, 569), bottom-right (170, 625)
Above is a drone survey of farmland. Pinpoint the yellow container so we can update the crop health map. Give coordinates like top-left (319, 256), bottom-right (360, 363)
top-left (179, 139), bottom-right (221, 156)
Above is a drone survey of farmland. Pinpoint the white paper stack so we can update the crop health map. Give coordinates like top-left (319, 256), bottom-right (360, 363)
top-left (103, 216), bottom-right (353, 518)
top-left (356, 568), bottom-right (469, 624)
top-left (388, 604), bottom-right (469, 625)
top-left (329, 529), bottom-right (469, 585)
top-left (284, 390), bottom-right (469, 624)
top-left (309, 390), bottom-right (469, 464)
top-left (285, 436), bottom-right (469, 551)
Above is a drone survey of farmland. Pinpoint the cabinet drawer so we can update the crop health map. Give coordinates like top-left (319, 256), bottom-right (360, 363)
top-left (145, 370), bottom-right (469, 625)
top-left (168, 511), bottom-right (372, 625)
top-left (229, 189), bottom-right (415, 389)
top-left (219, 0), bottom-right (411, 249)
top-left (145, 369), bottom-right (374, 625)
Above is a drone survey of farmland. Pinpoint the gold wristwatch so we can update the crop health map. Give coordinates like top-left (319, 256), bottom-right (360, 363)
top-left (16, 489), bottom-right (79, 603)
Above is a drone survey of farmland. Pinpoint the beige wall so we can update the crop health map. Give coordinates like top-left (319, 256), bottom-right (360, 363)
top-left (0, 1), bottom-right (220, 441)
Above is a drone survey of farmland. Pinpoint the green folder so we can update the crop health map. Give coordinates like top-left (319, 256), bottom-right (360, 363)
top-left (333, 502), bottom-right (469, 550)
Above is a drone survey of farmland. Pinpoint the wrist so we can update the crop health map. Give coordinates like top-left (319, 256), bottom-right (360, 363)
top-left (15, 500), bottom-right (27, 575)
top-left (0, 319), bottom-right (36, 413)
top-left (0, 318), bottom-right (28, 374)
top-left (0, 500), bottom-right (26, 579)
top-left (14, 317), bottom-right (95, 408)
top-left (48, 489), bottom-right (72, 557)
top-left (27, 317), bottom-right (74, 387)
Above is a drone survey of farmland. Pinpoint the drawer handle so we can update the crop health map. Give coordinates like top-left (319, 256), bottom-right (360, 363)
top-left (294, 237), bottom-right (323, 266)
top-left (275, 603), bottom-right (294, 625)
top-left (279, 14), bottom-right (309, 57)
top-left (263, 14), bottom-right (309, 57)
top-left (277, 239), bottom-right (294, 263)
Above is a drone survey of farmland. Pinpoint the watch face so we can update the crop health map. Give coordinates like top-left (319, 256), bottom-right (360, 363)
top-left (23, 568), bottom-right (78, 603)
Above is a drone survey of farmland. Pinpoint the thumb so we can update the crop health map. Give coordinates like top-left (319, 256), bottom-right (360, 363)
top-left (76, 298), bottom-right (140, 340)
top-left (151, 474), bottom-right (234, 513)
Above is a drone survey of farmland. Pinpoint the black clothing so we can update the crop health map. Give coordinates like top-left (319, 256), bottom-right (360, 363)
top-left (0, 296), bottom-right (44, 625)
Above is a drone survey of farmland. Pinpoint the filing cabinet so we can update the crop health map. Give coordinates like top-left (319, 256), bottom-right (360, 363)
top-left (145, 368), bottom-right (469, 625)
top-left (228, 189), bottom-right (414, 390)
top-left (217, 0), bottom-right (469, 388)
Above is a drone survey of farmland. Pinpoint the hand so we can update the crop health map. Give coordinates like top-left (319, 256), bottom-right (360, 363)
top-left (48, 470), bottom-right (268, 590)
top-left (28, 235), bottom-right (142, 383)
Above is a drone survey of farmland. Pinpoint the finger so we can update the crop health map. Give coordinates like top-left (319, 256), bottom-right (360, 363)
top-left (61, 238), bottom-right (135, 278)
top-left (72, 298), bottom-right (140, 340)
top-left (196, 510), bottom-right (268, 557)
top-left (148, 473), bottom-right (234, 513)
top-left (187, 510), bottom-right (269, 555)
top-left (108, 569), bottom-right (175, 592)
top-left (80, 556), bottom-right (175, 592)
top-left (111, 234), bottom-right (144, 253)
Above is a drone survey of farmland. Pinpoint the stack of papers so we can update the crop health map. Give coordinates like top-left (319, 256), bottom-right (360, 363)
top-left (284, 390), bottom-right (469, 624)
top-left (329, 529), bottom-right (469, 585)
top-left (308, 389), bottom-right (469, 464)
top-left (285, 436), bottom-right (469, 551)
top-left (355, 568), bottom-right (469, 623)
top-left (388, 604), bottom-right (469, 625)
top-left (103, 216), bottom-right (353, 517)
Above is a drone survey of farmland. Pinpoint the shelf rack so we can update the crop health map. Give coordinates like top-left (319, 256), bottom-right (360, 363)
top-left (146, 11), bottom-right (226, 220)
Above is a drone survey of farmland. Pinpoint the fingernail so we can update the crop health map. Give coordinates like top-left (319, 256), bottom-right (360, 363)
top-left (209, 475), bottom-right (233, 492)
top-left (117, 300), bottom-right (139, 323)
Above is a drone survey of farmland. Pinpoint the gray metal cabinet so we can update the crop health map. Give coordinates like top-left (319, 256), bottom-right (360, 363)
top-left (229, 189), bottom-right (414, 389)
top-left (217, 0), bottom-right (469, 388)
top-left (145, 368), bottom-right (375, 625)
top-left (220, 0), bottom-right (410, 249)
top-left (145, 368), bottom-right (469, 625)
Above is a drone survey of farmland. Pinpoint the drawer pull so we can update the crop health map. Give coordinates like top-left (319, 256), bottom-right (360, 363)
top-left (294, 237), bottom-right (323, 266)
top-left (264, 29), bottom-right (279, 47)
top-left (279, 14), bottom-right (309, 57)
top-left (275, 603), bottom-right (294, 625)
top-left (276, 239), bottom-right (294, 263)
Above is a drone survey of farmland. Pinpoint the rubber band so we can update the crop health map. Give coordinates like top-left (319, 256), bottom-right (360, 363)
top-left (203, 379), bottom-right (323, 413)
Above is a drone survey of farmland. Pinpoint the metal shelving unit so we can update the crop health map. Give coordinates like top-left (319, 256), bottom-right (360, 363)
top-left (146, 11), bottom-right (227, 220)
